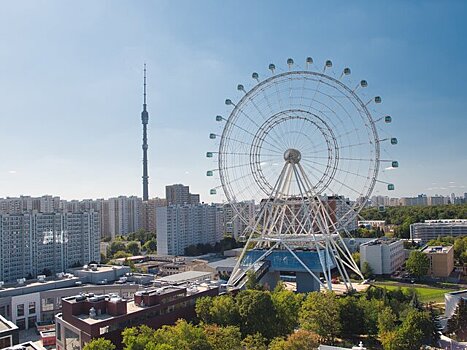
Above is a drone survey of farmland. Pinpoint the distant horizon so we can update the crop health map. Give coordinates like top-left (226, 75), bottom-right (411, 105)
top-left (1, 190), bottom-right (466, 203)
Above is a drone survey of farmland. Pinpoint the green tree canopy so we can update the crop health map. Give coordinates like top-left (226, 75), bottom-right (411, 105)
top-left (204, 324), bottom-right (242, 350)
top-left (83, 338), bottom-right (116, 350)
top-left (236, 290), bottom-right (277, 340)
top-left (405, 251), bottom-right (430, 279)
top-left (299, 291), bottom-right (341, 342)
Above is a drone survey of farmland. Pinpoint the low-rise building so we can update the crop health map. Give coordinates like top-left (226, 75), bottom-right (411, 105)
top-left (360, 238), bottom-right (405, 275)
top-left (410, 219), bottom-right (467, 243)
top-left (0, 315), bottom-right (19, 349)
top-left (445, 290), bottom-right (467, 319)
top-left (0, 273), bottom-right (141, 330)
top-left (55, 283), bottom-right (219, 350)
top-left (422, 245), bottom-right (454, 277)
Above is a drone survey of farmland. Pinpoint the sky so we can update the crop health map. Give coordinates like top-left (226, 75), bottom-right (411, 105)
top-left (0, 0), bottom-right (466, 202)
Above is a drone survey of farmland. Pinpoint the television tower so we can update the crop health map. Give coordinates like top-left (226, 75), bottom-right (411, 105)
top-left (141, 64), bottom-right (149, 201)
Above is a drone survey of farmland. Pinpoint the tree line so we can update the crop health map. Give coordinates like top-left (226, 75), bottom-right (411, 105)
top-left (361, 203), bottom-right (467, 238)
top-left (84, 282), bottom-right (445, 350)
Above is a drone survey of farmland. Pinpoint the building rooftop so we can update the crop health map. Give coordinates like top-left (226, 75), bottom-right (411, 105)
top-left (156, 271), bottom-right (212, 284)
top-left (63, 282), bottom-right (218, 325)
top-left (417, 219), bottom-right (467, 225)
top-left (3, 342), bottom-right (45, 350)
top-left (361, 238), bottom-right (401, 246)
top-left (0, 315), bottom-right (18, 332)
top-left (422, 245), bottom-right (453, 254)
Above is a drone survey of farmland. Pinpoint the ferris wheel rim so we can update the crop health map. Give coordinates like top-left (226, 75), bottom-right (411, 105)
top-left (218, 69), bottom-right (381, 222)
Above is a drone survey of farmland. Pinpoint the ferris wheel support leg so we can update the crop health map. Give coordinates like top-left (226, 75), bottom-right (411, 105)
top-left (292, 164), bottom-right (333, 289)
top-left (282, 242), bottom-right (326, 290)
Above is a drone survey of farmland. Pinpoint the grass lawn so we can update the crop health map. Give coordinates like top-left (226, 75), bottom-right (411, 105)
top-left (372, 283), bottom-right (456, 303)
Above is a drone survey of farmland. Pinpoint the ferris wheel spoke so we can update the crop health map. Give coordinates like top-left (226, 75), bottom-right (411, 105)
top-left (300, 160), bottom-right (363, 196)
top-left (222, 135), bottom-right (282, 155)
top-left (228, 117), bottom-right (285, 154)
top-left (301, 158), bottom-right (371, 182)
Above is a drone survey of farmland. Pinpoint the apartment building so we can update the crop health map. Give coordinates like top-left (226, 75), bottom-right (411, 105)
top-left (360, 238), bottom-right (405, 275)
top-left (410, 219), bottom-right (467, 243)
top-left (0, 211), bottom-right (100, 283)
top-left (422, 245), bottom-right (455, 277)
top-left (156, 204), bottom-right (223, 256)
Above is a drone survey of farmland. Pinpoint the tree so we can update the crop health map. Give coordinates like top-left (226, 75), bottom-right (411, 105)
top-left (405, 251), bottom-right (430, 279)
top-left (126, 241), bottom-right (141, 256)
top-left (142, 238), bottom-right (157, 252)
top-left (271, 288), bottom-right (303, 336)
top-left (245, 270), bottom-right (261, 290)
top-left (269, 330), bottom-right (320, 350)
top-left (390, 308), bottom-right (435, 350)
top-left (241, 333), bottom-right (267, 350)
top-left (236, 290), bottom-right (278, 340)
top-left (299, 291), bottom-right (341, 343)
top-left (377, 306), bottom-right (397, 335)
top-left (447, 298), bottom-right (467, 341)
top-left (113, 250), bottom-right (131, 259)
top-left (109, 241), bottom-right (126, 256)
top-left (209, 294), bottom-right (240, 326)
top-left (338, 296), bottom-right (365, 337)
top-left (204, 325), bottom-right (242, 350)
top-left (196, 296), bottom-right (213, 324)
top-left (83, 338), bottom-right (116, 350)
top-left (361, 261), bottom-right (373, 278)
top-left (351, 251), bottom-right (360, 266)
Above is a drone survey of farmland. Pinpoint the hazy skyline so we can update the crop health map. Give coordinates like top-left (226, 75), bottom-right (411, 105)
top-left (1, 1), bottom-right (466, 202)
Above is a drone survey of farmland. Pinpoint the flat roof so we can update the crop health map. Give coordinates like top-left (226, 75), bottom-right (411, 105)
top-left (0, 315), bottom-right (18, 332)
top-left (207, 257), bottom-right (237, 269)
top-left (422, 245), bottom-right (453, 254)
top-left (157, 271), bottom-right (212, 283)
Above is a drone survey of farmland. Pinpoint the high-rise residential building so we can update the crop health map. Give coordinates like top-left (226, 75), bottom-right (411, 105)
top-left (142, 197), bottom-right (167, 233)
top-left (156, 203), bottom-right (223, 256)
top-left (223, 201), bottom-right (256, 239)
top-left (165, 184), bottom-right (199, 205)
top-left (410, 219), bottom-right (467, 243)
top-left (0, 211), bottom-right (100, 283)
top-left (0, 195), bottom-right (59, 214)
top-left (99, 196), bottom-right (143, 239)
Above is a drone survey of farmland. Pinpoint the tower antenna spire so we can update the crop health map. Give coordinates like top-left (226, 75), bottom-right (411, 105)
top-left (143, 63), bottom-right (147, 108)
top-left (141, 64), bottom-right (149, 201)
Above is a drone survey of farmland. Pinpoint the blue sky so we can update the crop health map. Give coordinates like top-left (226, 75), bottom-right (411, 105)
top-left (0, 0), bottom-right (466, 201)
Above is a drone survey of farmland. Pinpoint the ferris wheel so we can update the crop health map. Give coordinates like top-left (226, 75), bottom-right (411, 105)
top-left (207, 57), bottom-right (398, 291)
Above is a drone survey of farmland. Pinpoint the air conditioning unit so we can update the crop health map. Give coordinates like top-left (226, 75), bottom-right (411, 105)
top-left (17, 278), bottom-right (26, 285)
top-left (0, 281), bottom-right (4, 288)
top-left (37, 275), bottom-right (46, 282)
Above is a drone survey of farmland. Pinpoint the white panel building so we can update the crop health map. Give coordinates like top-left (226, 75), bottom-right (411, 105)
top-left (410, 219), bottom-right (467, 243)
top-left (0, 211), bottom-right (100, 283)
top-left (156, 204), bottom-right (223, 256)
top-left (360, 238), bottom-right (405, 275)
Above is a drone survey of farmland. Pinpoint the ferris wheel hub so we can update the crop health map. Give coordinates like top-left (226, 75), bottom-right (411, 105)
top-left (283, 148), bottom-right (302, 164)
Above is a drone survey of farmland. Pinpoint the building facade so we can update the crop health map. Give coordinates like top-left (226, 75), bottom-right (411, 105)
top-left (360, 238), bottom-right (405, 275)
top-left (55, 284), bottom-right (219, 350)
top-left (142, 198), bottom-right (167, 233)
top-left (0, 211), bottom-right (100, 283)
top-left (410, 219), bottom-right (467, 243)
top-left (165, 184), bottom-right (199, 206)
top-left (156, 204), bottom-right (223, 256)
top-left (422, 245), bottom-right (454, 277)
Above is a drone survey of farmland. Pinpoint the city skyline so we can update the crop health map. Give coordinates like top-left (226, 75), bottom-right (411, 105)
top-left (0, 1), bottom-right (466, 201)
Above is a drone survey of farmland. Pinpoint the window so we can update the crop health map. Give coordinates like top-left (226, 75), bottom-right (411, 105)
top-left (0, 336), bottom-right (12, 349)
top-left (29, 301), bottom-right (36, 314)
top-left (42, 297), bottom-right (54, 311)
top-left (17, 304), bottom-right (24, 317)
top-left (16, 318), bottom-right (26, 330)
